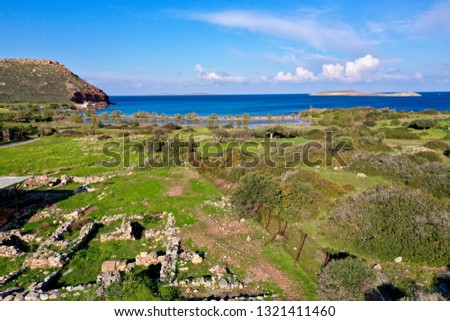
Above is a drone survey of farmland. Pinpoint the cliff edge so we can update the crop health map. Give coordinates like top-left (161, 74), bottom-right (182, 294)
top-left (0, 58), bottom-right (111, 106)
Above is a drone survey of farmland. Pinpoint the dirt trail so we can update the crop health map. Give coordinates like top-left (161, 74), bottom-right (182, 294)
top-left (0, 137), bottom-right (41, 149)
top-left (182, 212), bottom-right (303, 300)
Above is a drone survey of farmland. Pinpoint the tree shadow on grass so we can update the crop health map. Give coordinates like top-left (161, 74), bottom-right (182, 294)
top-left (0, 188), bottom-right (75, 231)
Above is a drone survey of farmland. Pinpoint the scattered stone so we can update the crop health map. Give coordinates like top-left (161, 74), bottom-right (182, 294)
top-left (101, 260), bottom-right (127, 272)
top-left (49, 292), bottom-right (60, 300)
top-left (357, 173), bottom-right (367, 178)
top-left (39, 293), bottom-right (49, 301)
top-left (97, 271), bottom-right (122, 288)
top-left (246, 235), bottom-right (252, 242)
top-left (192, 253), bottom-right (203, 265)
top-left (239, 218), bottom-right (246, 223)
top-left (218, 279), bottom-right (230, 290)
top-left (101, 260), bottom-right (117, 273)
top-left (136, 252), bottom-right (159, 267)
top-left (100, 220), bottom-right (135, 242)
top-left (373, 263), bottom-right (382, 270)
top-left (394, 256), bottom-right (403, 263)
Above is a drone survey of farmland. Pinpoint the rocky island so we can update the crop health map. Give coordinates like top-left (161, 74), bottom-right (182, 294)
top-left (309, 90), bottom-right (421, 97)
top-left (0, 59), bottom-right (111, 107)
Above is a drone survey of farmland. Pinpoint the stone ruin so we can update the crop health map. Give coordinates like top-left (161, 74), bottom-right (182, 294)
top-left (23, 219), bottom-right (97, 270)
top-left (100, 219), bottom-right (135, 242)
top-left (101, 260), bottom-right (127, 273)
top-left (24, 175), bottom-right (106, 188)
top-left (135, 251), bottom-right (160, 267)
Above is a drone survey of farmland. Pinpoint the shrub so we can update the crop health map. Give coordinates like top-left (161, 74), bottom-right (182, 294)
top-left (348, 153), bottom-right (450, 198)
top-left (280, 170), bottom-right (346, 218)
top-left (331, 136), bottom-right (354, 152)
top-left (381, 127), bottom-right (421, 139)
top-left (332, 185), bottom-right (450, 266)
top-left (390, 119), bottom-right (401, 126)
top-left (162, 123), bottom-right (181, 131)
top-left (231, 171), bottom-right (281, 221)
top-left (55, 129), bottom-right (83, 137)
top-left (318, 257), bottom-right (375, 301)
top-left (302, 128), bottom-right (324, 140)
top-left (408, 118), bottom-right (438, 130)
top-left (412, 151), bottom-right (442, 163)
top-left (423, 140), bottom-right (449, 150)
top-left (354, 136), bottom-right (392, 153)
top-left (363, 119), bottom-right (376, 127)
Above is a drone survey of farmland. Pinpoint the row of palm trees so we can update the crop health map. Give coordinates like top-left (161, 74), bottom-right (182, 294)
top-left (81, 109), bottom-right (302, 126)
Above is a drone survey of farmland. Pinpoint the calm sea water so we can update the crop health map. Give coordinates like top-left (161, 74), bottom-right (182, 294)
top-left (107, 92), bottom-right (450, 117)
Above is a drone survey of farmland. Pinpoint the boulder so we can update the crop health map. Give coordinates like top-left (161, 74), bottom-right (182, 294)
top-left (101, 260), bottom-right (117, 273)
top-left (192, 253), bottom-right (203, 265)
top-left (218, 279), bottom-right (230, 290)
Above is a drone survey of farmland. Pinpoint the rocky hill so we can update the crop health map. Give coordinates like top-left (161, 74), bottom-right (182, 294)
top-left (0, 59), bottom-right (111, 106)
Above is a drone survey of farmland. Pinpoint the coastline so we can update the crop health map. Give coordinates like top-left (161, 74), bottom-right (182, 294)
top-left (309, 90), bottom-right (421, 97)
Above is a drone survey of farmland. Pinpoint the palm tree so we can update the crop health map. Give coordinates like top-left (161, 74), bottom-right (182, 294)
top-left (111, 110), bottom-right (123, 124)
top-left (242, 113), bottom-right (250, 128)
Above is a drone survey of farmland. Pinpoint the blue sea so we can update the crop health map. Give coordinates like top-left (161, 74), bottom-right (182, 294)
top-left (107, 92), bottom-right (450, 117)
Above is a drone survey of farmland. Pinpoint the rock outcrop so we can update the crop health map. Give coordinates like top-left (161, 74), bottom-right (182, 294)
top-left (0, 58), bottom-right (111, 106)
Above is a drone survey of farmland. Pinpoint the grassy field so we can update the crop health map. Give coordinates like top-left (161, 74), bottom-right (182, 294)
top-left (1, 110), bottom-right (449, 301)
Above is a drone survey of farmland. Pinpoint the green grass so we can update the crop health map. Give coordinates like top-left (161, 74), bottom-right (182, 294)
top-left (0, 136), bottom-right (109, 176)
top-left (310, 167), bottom-right (387, 192)
top-left (58, 238), bottom-right (150, 286)
top-left (263, 245), bottom-right (318, 300)
top-left (0, 256), bottom-right (25, 276)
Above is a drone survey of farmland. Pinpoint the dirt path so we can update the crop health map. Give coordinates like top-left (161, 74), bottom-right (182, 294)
top-left (0, 137), bottom-right (41, 149)
top-left (182, 211), bottom-right (303, 300)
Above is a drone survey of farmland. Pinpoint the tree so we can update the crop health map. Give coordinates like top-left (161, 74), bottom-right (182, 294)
top-left (242, 113), bottom-right (250, 128)
top-left (231, 171), bottom-right (281, 221)
top-left (173, 113), bottom-right (182, 125)
top-left (111, 110), bottom-right (123, 124)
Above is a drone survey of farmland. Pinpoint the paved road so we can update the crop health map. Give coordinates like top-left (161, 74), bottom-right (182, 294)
top-left (0, 137), bottom-right (42, 149)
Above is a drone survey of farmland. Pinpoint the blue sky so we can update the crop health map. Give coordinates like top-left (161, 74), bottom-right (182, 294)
top-left (1, 0), bottom-right (450, 94)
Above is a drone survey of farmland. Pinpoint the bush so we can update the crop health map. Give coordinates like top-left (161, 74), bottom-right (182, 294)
top-left (280, 170), bottom-right (347, 218)
top-left (331, 136), bottom-right (354, 152)
top-left (231, 171), bottom-right (281, 221)
top-left (408, 118), bottom-right (438, 130)
top-left (354, 136), bottom-right (392, 153)
top-left (381, 127), bottom-right (421, 139)
top-left (332, 185), bottom-right (450, 266)
top-left (423, 140), bottom-right (449, 150)
top-left (412, 151), bottom-right (442, 163)
top-left (55, 129), bottom-right (83, 137)
top-left (348, 153), bottom-right (450, 198)
top-left (162, 123), bottom-right (181, 131)
top-left (363, 119), bottom-right (376, 127)
top-left (302, 128), bottom-right (324, 140)
top-left (319, 257), bottom-right (375, 301)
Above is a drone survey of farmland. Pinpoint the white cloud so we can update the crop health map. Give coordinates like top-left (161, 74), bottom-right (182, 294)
top-left (194, 64), bottom-right (247, 83)
top-left (275, 66), bottom-right (317, 83)
top-left (194, 64), bottom-right (204, 72)
top-left (188, 11), bottom-right (371, 52)
top-left (416, 1), bottom-right (450, 32)
top-left (414, 72), bottom-right (424, 81)
top-left (321, 55), bottom-right (380, 82)
top-left (322, 63), bottom-right (345, 80)
top-left (345, 55), bottom-right (380, 81)
top-left (367, 21), bottom-right (386, 34)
